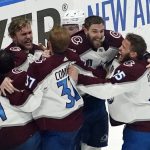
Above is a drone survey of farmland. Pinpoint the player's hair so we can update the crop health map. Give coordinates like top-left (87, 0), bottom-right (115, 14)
top-left (83, 16), bottom-right (105, 29)
top-left (8, 18), bottom-right (31, 38)
top-left (48, 25), bottom-right (70, 53)
top-left (0, 50), bottom-right (15, 74)
top-left (126, 33), bottom-right (147, 59)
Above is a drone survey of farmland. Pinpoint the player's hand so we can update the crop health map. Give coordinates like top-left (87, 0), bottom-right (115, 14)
top-left (38, 43), bottom-right (47, 51)
top-left (68, 65), bottom-right (79, 83)
top-left (38, 43), bottom-right (52, 58)
top-left (0, 77), bottom-right (18, 96)
top-left (42, 49), bottom-right (51, 58)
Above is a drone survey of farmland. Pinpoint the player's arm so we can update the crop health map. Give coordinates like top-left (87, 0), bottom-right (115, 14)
top-left (68, 49), bottom-right (107, 78)
top-left (69, 64), bottom-right (136, 99)
top-left (6, 62), bottom-right (44, 112)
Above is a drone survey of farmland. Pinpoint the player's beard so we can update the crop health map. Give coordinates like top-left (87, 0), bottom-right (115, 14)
top-left (18, 39), bottom-right (33, 53)
top-left (23, 38), bottom-right (33, 51)
top-left (87, 34), bottom-right (104, 49)
top-left (118, 53), bottom-right (131, 63)
top-left (15, 37), bottom-right (33, 52)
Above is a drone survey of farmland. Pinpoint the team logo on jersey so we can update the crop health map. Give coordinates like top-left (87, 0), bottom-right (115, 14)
top-left (12, 68), bottom-right (23, 74)
top-left (110, 30), bottom-right (121, 38)
top-left (10, 46), bottom-right (21, 51)
top-left (71, 36), bottom-right (83, 45)
top-left (123, 60), bottom-right (135, 67)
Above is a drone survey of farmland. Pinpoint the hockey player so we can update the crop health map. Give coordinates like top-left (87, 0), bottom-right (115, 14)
top-left (69, 15), bottom-right (124, 150)
top-left (5, 18), bottom-right (44, 69)
top-left (0, 18), bottom-right (50, 95)
top-left (69, 33), bottom-right (150, 150)
top-left (62, 10), bottom-right (85, 36)
top-left (0, 50), bottom-right (41, 150)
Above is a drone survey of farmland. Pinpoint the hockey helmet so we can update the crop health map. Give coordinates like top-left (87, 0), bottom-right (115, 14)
top-left (62, 10), bottom-right (85, 30)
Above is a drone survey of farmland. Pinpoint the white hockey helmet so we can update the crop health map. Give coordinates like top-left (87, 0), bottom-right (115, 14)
top-left (62, 10), bottom-right (85, 30)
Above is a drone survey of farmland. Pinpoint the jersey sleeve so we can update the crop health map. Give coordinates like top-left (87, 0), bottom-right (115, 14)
top-left (6, 61), bottom-right (45, 112)
top-left (105, 30), bottom-right (124, 48)
top-left (77, 61), bottom-right (141, 99)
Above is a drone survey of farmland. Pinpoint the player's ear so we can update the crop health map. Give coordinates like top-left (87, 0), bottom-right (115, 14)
top-left (83, 27), bottom-right (88, 35)
top-left (130, 50), bottom-right (137, 59)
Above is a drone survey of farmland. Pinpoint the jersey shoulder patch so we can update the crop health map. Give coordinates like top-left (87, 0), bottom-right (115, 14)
top-left (109, 30), bottom-right (122, 39)
top-left (71, 35), bottom-right (83, 45)
top-left (12, 68), bottom-right (23, 74)
top-left (9, 46), bottom-right (21, 51)
top-left (123, 60), bottom-right (135, 67)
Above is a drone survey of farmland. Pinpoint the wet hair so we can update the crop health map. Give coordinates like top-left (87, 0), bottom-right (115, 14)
top-left (83, 16), bottom-right (105, 29)
top-left (48, 25), bottom-right (70, 53)
top-left (8, 18), bottom-right (31, 38)
top-left (126, 33), bottom-right (147, 59)
top-left (0, 50), bottom-right (15, 74)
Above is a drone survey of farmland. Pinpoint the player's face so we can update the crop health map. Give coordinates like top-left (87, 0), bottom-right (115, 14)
top-left (63, 24), bottom-right (79, 36)
top-left (84, 23), bottom-right (105, 49)
top-left (118, 39), bottom-right (131, 62)
top-left (13, 24), bottom-right (33, 51)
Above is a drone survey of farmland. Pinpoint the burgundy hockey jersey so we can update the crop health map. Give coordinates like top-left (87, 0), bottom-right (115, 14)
top-left (0, 69), bottom-right (38, 149)
top-left (69, 29), bottom-right (124, 69)
top-left (78, 59), bottom-right (150, 130)
top-left (4, 42), bottom-right (43, 71)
